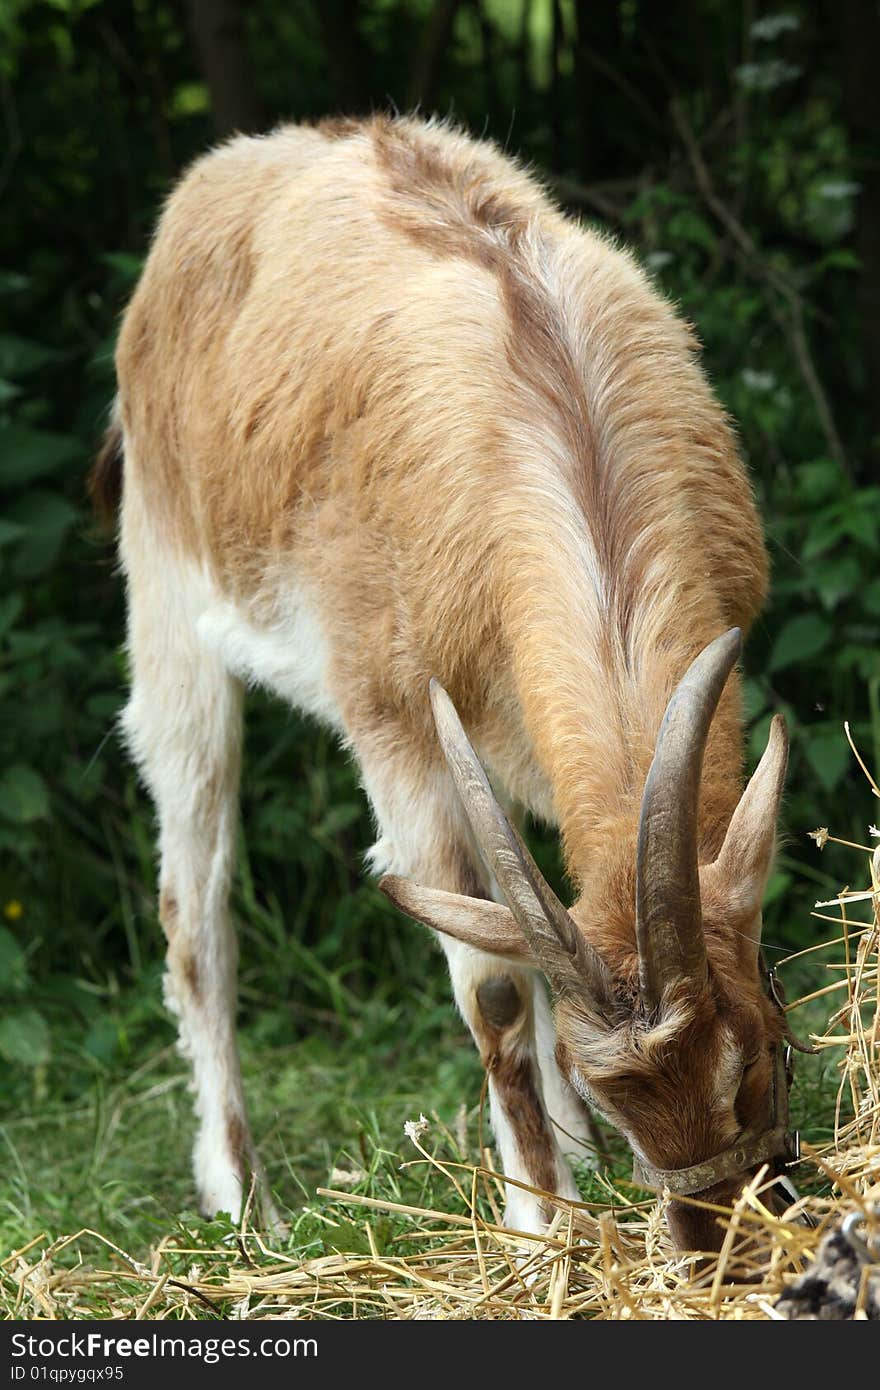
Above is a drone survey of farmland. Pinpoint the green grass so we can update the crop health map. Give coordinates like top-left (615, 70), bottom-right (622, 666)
top-left (0, 979), bottom-right (479, 1254)
top-left (0, 960), bottom-right (842, 1277)
top-left (0, 711), bottom-right (859, 1317)
top-left (0, 994), bottom-right (643, 1318)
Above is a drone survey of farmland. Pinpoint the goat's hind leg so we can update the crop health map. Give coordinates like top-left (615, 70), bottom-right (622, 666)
top-left (121, 558), bottom-right (276, 1227)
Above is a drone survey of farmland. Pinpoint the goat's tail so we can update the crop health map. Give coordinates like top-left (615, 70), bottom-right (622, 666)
top-left (88, 407), bottom-right (123, 530)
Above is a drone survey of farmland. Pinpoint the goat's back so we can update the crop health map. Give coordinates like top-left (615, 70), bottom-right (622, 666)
top-left (115, 116), bottom-right (767, 764)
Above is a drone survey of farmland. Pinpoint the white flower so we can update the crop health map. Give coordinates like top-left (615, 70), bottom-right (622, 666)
top-left (330, 1166), bottom-right (367, 1188)
top-left (816, 181), bottom-right (861, 201)
top-left (735, 60), bottom-right (801, 92)
top-left (742, 368), bottom-right (777, 393)
top-left (751, 14), bottom-right (800, 42)
top-left (404, 1113), bottom-right (430, 1143)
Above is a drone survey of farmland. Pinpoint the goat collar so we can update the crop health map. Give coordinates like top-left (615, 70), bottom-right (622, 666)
top-left (631, 963), bottom-right (808, 1199)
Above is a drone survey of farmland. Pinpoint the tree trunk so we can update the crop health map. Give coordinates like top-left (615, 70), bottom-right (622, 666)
top-left (317, 0), bottom-right (368, 112)
top-left (516, 0), bottom-right (534, 118)
top-left (832, 0), bottom-right (880, 467)
top-left (572, 0), bottom-right (591, 180)
top-left (408, 0), bottom-right (464, 111)
top-left (474, 0), bottom-right (501, 132)
top-left (184, 0), bottom-right (263, 137)
top-left (549, 0), bottom-right (564, 171)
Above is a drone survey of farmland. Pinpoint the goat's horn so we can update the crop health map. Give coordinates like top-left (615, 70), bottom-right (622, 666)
top-left (635, 628), bottom-right (742, 1011)
top-left (430, 679), bottom-right (614, 1010)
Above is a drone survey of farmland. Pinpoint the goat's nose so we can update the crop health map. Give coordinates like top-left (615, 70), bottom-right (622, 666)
top-left (667, 1182), bottom-right (741, 1255)
top-left (668, 1171), bottom-right (813, 1260)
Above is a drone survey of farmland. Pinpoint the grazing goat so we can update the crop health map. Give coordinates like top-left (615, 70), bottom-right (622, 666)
top-left (92, 115), bottom-right (799, 1251)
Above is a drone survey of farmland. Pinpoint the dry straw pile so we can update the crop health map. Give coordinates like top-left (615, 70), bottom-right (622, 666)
top-left (3, 774), bottom-right (878, 1320)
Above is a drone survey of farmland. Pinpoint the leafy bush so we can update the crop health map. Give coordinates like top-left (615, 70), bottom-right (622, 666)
top-left (1, 0), bottom-right (878, 1104)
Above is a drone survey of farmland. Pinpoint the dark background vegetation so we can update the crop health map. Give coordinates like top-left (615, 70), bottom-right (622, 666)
top-left (0, 0), bottom-right (878, 1243)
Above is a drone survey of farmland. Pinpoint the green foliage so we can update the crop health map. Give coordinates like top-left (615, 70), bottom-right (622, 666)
top-left (0, 0), bottom-right (878, 1262)
top-left (0, 926), bottom-right (50, 1070)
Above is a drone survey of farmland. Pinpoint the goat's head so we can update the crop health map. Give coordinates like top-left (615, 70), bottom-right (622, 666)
top-left (380, 630), bottom-right (800, 1254)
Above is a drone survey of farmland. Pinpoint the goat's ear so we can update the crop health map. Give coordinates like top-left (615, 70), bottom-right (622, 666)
top-left (708, 714), bottom-right (788, 944)
top-left (378, 876), bottom-right (537, 964)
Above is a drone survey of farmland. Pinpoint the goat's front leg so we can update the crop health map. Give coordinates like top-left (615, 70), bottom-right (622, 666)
top-left (442, 940), bottom-right (580, 1233)
top-left (357, 733), bottom-right (578, 1234)
top-left (532, 976), bottom-right (604, 1170)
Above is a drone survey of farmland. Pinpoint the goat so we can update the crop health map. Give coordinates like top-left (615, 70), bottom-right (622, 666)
top-left (93, 114), bottom-right (796, 1251)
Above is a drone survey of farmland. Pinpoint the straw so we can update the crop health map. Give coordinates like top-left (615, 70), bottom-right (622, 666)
top-left (3, 791), bottom-right (877, 1321)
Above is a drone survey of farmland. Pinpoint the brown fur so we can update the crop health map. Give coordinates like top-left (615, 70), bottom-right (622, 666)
top-left (309, 115), bottom-right (364, 142)
top-left (476, 976), bottom-right (524, 1030)
top-left (182, 952), bottom-right (200, 1003)
top-left (115, 114), bottom-right (762, 883)
top-left (158, 888), bottom-right (178, 939)
top-left (491, 1051), bottom-right (560, 1204)
top-left (225, 1112), bottom-right (247, 1174)
top-left (474, 973), bottom-right (558, 1201)
top-left (109, 115), bottom-right (780, 1247)
top-left (88, 418), bottom-right (124, 529)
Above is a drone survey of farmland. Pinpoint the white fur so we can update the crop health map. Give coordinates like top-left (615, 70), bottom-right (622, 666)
top-left (119, 455), bottom-right (588, 1236)
top-left (360, 762), bottom-right (459, 879)
top-left (195, 586), bottom-right (345, 731)
top-left (442, 940), bottom-right (579, 1234)
top-left (340, 741), bottom-right (586, 1234)
top-left (119, 469), bottom-right (281, 1226)
top-left (532, 979), bottom-right (598, 1168)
